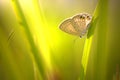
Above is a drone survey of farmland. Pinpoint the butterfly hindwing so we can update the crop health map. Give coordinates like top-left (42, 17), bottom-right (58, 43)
top-left (72, 15), bottom-right (87, 32)
top-left (59, 19), bottom-right (80, 36)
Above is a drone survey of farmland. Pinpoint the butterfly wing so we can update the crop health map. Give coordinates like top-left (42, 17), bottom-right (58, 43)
top-left (59, 13), bottom-right (92, 37)
top-left (72, 15), bottom-right (86, 32)
top-left (59, 19), bottom-right (80, 36)
top-left (72, 14), bottom-right (92, 37)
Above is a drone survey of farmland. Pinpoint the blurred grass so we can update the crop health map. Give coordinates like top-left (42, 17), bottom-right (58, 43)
top-left (11, 0), bottom-right (49, 80)
top-left (93, 0), bottom-right (108, 80)
top-left (2, 0), bottom-right (120, 80)
top-left (0, 26), bottom-right (20, 80)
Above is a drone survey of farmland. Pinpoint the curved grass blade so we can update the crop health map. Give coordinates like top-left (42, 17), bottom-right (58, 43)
top-left (11, 0), bottom-right (46, 80)
top-left (79, 0), bottom-right (106, 79)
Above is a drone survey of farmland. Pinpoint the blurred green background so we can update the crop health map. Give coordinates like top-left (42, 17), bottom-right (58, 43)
top-left (0, 0), bottom-right (120, 80)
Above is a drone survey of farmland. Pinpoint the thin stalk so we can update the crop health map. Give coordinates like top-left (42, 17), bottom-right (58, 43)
top-left (11, 0), bottom-right (46, 80)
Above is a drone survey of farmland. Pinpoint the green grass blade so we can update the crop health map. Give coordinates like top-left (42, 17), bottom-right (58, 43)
top-left (11, 0), bottom-right (46, 80)
top-left (93, 0), bottom-right (108, 79)
top-left (79, 0), bottom-right (104, 79)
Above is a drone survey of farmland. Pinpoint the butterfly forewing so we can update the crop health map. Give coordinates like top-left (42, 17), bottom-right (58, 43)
top-left (59, 19), bottom-right (80, 36)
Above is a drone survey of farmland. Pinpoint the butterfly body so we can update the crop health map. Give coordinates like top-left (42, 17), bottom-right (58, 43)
top-left (59, 13), bottom-right (92, 38)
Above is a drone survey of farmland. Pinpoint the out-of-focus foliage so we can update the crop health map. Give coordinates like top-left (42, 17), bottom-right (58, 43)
top-left (0, 0), bottom-right (120, 80)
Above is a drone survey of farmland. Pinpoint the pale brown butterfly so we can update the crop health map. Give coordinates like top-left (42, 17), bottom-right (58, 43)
top-left (59, 13), bottom-right (92, 38)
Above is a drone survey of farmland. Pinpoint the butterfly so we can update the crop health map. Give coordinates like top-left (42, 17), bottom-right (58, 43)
top-left (59, 13), bottom-right (92, 38)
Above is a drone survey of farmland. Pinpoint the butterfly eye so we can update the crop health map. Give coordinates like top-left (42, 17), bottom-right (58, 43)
top-left (82, 16), bottom-right (85, 19)
top-left (80, 15), bottom-right (85, 20)
top-left (87, 16), bottom-right (89, 18)
top-left (80, 15), bottom-right (82, 19)
top-left (87, 16), bottom-right (91, 20)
